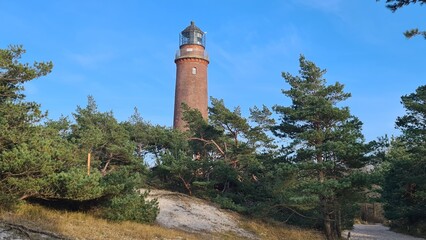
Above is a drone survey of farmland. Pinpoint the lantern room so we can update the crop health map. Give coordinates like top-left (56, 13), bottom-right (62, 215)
top-left (179, 21), bottom-right (206, 47)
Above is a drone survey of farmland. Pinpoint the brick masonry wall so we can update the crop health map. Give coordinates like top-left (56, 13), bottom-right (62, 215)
top-left (174, 44), bottom-right (209, 130)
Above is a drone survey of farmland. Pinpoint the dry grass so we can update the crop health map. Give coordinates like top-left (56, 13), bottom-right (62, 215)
top-left (241, 219), bottom-right (325, 240)
top-left (0, 204), bottom-right (325, 240)
top-left (0, 204), bottom-right (201, 240)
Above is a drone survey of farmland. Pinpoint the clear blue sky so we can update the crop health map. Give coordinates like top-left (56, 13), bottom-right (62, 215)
top-left (1, 1), bottom-right (425, 141)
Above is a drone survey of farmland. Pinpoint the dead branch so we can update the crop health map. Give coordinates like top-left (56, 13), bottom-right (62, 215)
top-left (188, 137), bottom-right (225, 156)
top-left (0, 220), bottom-right (69, 239)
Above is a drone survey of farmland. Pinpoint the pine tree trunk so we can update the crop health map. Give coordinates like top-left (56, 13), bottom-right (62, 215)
top-left (335, 206), bottom-right (342, 239)
top-left (323, 213), bottom-right (334, 240)
top-left (318, 151), bottom-right (335, 239)
top-left (321, 195), bottom-right (335, 240)
top-left (178, 174), bottom-right (192, 195)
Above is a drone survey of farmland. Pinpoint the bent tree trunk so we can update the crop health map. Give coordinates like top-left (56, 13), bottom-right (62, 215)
top-left (178, 174), bottom-right (192, 196)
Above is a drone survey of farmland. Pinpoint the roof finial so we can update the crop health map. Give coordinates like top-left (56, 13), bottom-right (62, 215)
top-left (191, 21), bottom-right (195, 25)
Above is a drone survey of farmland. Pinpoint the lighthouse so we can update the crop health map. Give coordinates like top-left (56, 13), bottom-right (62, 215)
top-left (173, 21), bottom-right (209, 130)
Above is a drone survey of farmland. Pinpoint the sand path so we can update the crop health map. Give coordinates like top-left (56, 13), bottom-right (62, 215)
top-left (343, 224), bottom-right (424, 240)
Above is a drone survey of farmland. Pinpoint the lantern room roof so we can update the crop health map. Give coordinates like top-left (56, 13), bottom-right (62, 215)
top-left (182, 21), bottom-right (204, 34)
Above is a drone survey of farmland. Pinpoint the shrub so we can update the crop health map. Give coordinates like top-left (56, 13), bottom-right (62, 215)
top-left (0, 194), bottom-right (18, 211)
top-left (213, 195), bottom-right (246, 213)
top-left (50, 168), bottom-right (104, 201)
top-left (103, 190), bottom-right (159, 223)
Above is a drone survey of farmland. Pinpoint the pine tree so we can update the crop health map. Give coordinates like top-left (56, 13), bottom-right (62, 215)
top-left (382, 85), bottom-right (426, 235)
top-left (272, 55), bottom-right (367, 239)
top-left (0, 45), bottom-right (57, 206)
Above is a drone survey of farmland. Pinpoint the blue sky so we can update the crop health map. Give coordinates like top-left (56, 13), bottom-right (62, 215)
top-left (1, 0), bottom-right (425, 141)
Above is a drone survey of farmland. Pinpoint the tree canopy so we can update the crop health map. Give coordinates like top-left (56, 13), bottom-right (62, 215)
top-left (0, 45), bottom-right (52, 102)
top-left (378, 0), bottom-right (426, 38)
top-left (382, 0), bottom-right (426, 12)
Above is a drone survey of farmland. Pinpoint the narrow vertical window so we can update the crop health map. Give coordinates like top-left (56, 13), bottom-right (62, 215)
top-left (192, 67), bottom-right (197, 75)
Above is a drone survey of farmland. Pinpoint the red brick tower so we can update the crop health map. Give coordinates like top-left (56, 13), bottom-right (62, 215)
top-left (173, 21), bottom-right (209, 130)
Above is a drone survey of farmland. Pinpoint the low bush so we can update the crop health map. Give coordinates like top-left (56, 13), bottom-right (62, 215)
top-left (103, 190), bottom-right (159, 223)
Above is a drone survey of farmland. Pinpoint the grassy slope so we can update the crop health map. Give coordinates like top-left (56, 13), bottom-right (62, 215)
top-left (0, 204), bottom-right (325, 240)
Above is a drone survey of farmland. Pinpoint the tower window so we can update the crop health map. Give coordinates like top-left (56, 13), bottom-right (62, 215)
top-left (192, 67), bottom-right (197, 75)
